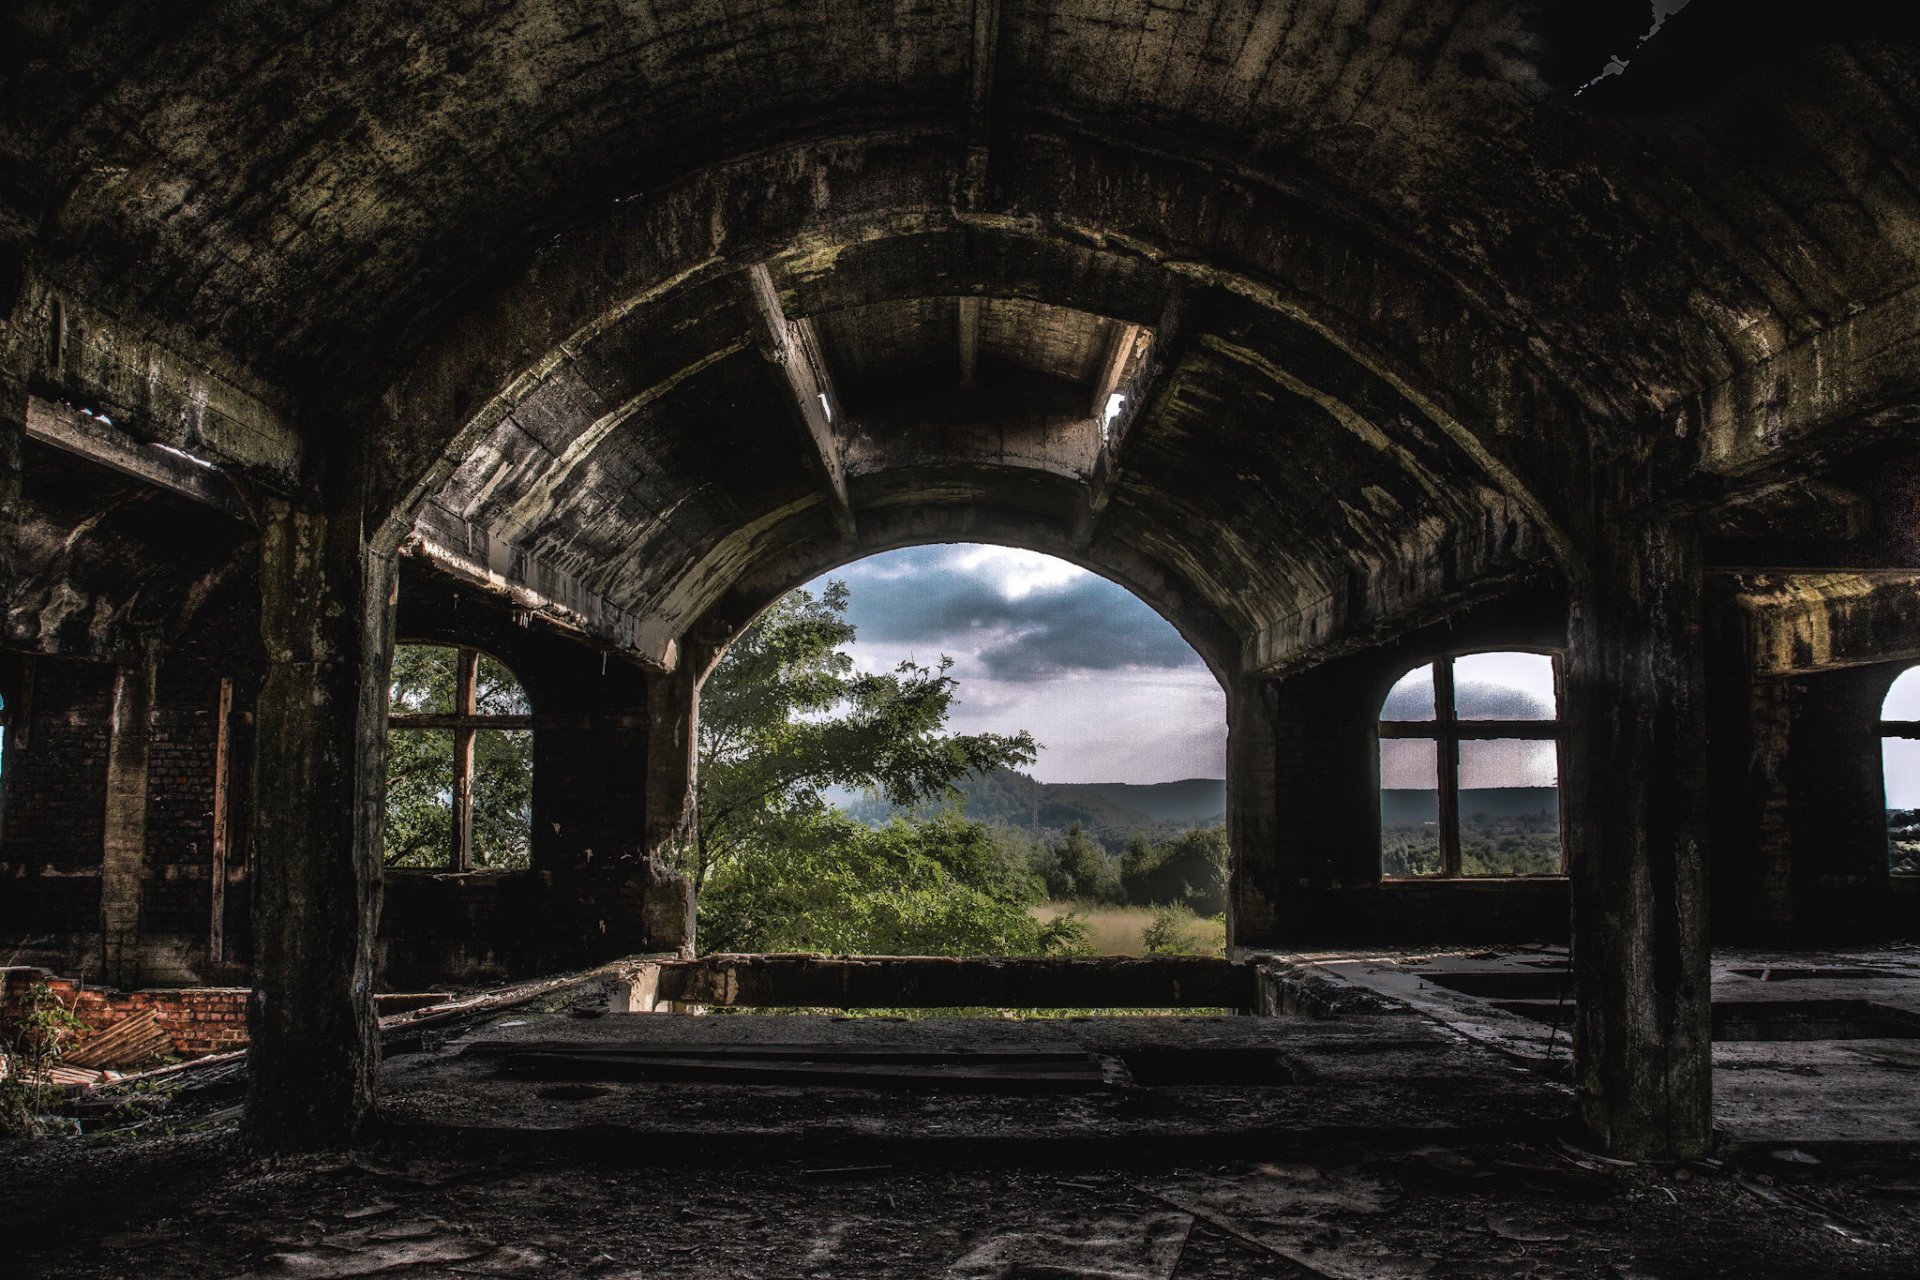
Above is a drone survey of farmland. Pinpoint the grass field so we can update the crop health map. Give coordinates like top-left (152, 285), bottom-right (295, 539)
top-left (1032, 902), bottom-right (1227, 957)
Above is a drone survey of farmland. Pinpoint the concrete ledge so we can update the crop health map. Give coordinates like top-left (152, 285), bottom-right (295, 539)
top-left (615, 954), bottom-right (1256, 1011)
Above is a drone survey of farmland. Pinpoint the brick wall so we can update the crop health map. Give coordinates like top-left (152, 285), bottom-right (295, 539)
top-left (0, 967), bottom-right (249, 1059)
top-left (0, 658), bottom-right (114, 941)
top-left (140, 667), bottom-right (226, 937)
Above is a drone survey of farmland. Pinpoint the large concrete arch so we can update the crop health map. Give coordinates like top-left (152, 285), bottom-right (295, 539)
top-left (7, 1), bottom-right (1920, 1163)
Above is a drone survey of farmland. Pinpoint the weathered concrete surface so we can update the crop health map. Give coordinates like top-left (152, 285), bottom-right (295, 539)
top-left (1281, 944), bottom-right (1920, 1156)
top-left (1564, 512), bottom-right (1713, 1159)
top-left (621, 954), bottom-right (1254, 1012)
top-left (245, 498), bottom-right (395, 1149)
top-left (4, 0), bottom-right (1920, 1163)
top-left (98, 656), bottom-right (153, 990)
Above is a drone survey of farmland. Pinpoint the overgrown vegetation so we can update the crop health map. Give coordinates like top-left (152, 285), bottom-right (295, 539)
top-left (1382, 811), bottom-right (1561, 877)
top-left (384, 645), bottom-right (533, 869)
top-left (0, 983), bottom-right (86, 1137)
top-left (688, 582), bottom-right (1238, 958)
top-left (689, 583), bottom-right (1087, 956)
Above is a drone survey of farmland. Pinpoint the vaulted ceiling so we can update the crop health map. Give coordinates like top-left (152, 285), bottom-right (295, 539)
top-left (5, 2), bottom-right (1917, 672)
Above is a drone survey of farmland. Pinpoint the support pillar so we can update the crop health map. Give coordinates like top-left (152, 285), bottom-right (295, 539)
top-left (100, 653), bottom-right (154, 989)
top-left (645, 661), bottom-right (699, 864)
top-left (1563, 513), bottom-right (1713, 1159)
top-left (1224, 675), bottom-right (1281, 949)
top-left (246, 497), bottom-right (395, 1148)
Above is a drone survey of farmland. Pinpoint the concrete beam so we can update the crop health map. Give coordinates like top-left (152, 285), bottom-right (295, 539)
top-left (1089, 321), bottom-right (1142, 421)
top-left (5, 281), bottom-right (302, 486)
top-left (741, 264), bottom-right (856, 539)
top-left (406, 500), bottom-right (677, 671)
top-left (1076, 294), bottom-right (1179, 546)
top-left (1692, 280), bottom-right (1920, 478)
top-left (964, 0), bottom-right (1001, 206)
top-left (25, 395), bottom-right (253, 522)
top-left (957, 296), bottom-right (980, 390)
top-left (1717, 567), bottom-right (1920, 676)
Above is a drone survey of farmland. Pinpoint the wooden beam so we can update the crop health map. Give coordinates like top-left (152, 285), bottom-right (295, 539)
top-left (208, 678), bottom-right (233, 963)
top-left (957, 296), bottom-right (981, 390)
top-left (25, 395), bottom-right (252, 522)
top-left (742, 263), bottom-right (856, 538)
top-left (387, 712), bottom-right (534, 731)
top-left (451, 648), bottom-right (478, 873)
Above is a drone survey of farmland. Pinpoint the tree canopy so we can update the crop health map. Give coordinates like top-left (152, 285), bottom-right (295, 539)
top-left (690, 582), bottom-right (1082, 956)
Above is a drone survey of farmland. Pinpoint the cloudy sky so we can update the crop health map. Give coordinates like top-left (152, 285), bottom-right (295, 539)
top-left (799, 545), bottom-right (1224, 785)
top-left (1380, 652), bottom-right (1560, 792)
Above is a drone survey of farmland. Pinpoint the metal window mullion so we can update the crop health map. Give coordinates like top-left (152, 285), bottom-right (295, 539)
top-left (1435, 657), bottom-right (1461, 878)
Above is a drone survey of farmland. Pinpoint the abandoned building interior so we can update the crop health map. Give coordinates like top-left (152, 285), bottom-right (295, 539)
top-left (6, 1), bottom-right (1920, 1275)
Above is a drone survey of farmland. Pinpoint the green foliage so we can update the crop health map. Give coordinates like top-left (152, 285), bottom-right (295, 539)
top-left (1383, 813), bottom-right (1561, 878)
top-left (1140, 904), bottom-right (1207, 957)
top-left (694, 583), bottom-right (1037, 889)
top-left (692, 582), bottom-right (1054, 956)
top-left (1033, 822), bottom-right (1121, 902)
top-left (699, 810), bottom-right (1086, 956)
top-left (1888, 810), bottom-right (1920, 875)
top-left (383, 645), bottom-right (532, 870)
top-left (0, 983), bottom-right (87, 1137)
top-left (1119, 825), bottom-right (1227, 915)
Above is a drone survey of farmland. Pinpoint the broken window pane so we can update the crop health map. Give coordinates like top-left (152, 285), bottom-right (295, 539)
top-left (390, 644), bottom-right (456, 714)
top-left (473, 728), bottom-right (533, 869)
top-left (1381, 662), bottom-right (1436, 721)
top-left (1458, 739), bottom-right (1561, 876)
top-left (1381, 738), bottom-right (1440, 877)
top-left (1453, 651), bottom-right (1556, 721)
top-left (383, 727), bottom-right (454, 867)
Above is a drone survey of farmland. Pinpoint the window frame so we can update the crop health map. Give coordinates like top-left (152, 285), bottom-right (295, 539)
top-left (385, 644), bottom-right (533, 872)
top-left (1878, 673), bottom-right (1920, 877)
top-left (1378, 649), bottom-right (1566, 881)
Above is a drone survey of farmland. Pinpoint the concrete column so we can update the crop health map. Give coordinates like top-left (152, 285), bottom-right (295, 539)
top-left (1563, 513), bottom-right (1713, 1159)
top-left (246, 497), bottom-right (396, 1149)
top-left (1225, 675), bottom-right (1281, 949)
top-left (100, 654), bottom-right (155, 988)
top-left (644, 661), bottom-right (699, 863)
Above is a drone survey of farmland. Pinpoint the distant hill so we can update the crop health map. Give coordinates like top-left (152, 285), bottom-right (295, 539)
top-left (1382, 787), bottom-right (1559, 823)
top-left (1055, 779), bottom-right (1225, 827)
top-left (840, 768), bottom-right (1225, 848)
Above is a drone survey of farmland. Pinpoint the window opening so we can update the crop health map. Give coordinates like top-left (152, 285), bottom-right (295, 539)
top-left (385, 644), bottom-right (532, 870)
top-left (1380, 651), bottom-right (1563, 879)
top-left (1879, 667), bottom-right (1920, 875)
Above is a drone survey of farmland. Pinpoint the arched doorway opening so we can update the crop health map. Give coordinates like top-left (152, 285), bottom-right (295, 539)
top-left (689, 543), bottom-right (1228, 960)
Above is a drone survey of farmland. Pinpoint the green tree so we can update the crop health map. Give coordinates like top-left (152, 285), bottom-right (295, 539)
top-left (383, 645), bottom-right (533, 870)
top-left (691, 582), bottom-right (1057, 955)
top-left (1042, 821), bottom-right (1121, 902)
top-left (1120, 825), bottom-right (1227, 915)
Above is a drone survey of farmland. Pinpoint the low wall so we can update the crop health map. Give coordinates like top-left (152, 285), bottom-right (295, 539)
top-left (615, 954), bottom-right (1257, 1012)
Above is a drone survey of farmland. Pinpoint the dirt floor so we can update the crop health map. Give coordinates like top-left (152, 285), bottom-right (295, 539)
top-left (4, 1124), bottom-right (1919, 1277)
top-left (5, 958), bottom-right (1920, 1277)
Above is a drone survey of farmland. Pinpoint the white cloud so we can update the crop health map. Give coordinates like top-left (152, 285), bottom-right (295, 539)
top-left (805, 544), bottom-right (1223, 784)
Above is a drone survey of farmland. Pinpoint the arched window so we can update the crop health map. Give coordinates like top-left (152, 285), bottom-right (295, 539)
top-left (384, 644), bottom-right (533, 871)
top-left (1379, 651), bottom-right (1564, 879)
top-left (1880, 668), bottom-right (1920, 875)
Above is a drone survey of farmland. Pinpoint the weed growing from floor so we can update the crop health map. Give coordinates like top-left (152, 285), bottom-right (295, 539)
top-left (0, 983), bottom-right (87, 1137)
